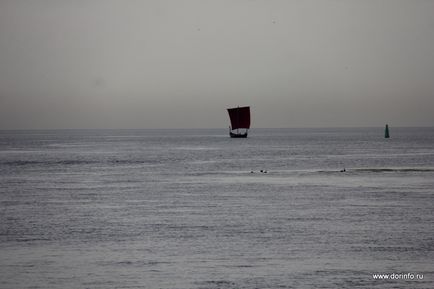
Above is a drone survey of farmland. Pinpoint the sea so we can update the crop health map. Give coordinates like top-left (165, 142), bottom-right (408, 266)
top-left (0, 127), bottom-right (433, 289)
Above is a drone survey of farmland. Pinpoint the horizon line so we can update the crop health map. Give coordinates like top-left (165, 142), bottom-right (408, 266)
top-left (0, 125), bottom-right (433, 131)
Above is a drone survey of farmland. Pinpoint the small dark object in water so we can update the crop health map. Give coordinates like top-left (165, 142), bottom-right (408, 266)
top-left (260, 170), bottom-right (263, 173)
top-left (385, 124), bottom-right (390, 138)
top-left (340, 168), bottom-right (346, 172)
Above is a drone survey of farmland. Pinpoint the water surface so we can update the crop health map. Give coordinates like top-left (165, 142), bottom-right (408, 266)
top-left (1, 128), bottom-right (433, 288)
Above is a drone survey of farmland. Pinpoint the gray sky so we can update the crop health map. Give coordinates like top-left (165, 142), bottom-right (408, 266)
top-left (1, 0), bottom-right (433, 129)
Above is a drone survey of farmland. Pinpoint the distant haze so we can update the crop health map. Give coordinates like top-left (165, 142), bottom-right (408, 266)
top-left (1, 0), bottom-right (433, 129)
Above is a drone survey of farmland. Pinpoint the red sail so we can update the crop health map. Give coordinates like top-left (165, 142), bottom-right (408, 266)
top-left (227, 106), bottom-right (250, 130)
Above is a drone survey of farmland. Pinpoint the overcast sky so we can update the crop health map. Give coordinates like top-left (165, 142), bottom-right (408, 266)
top-left (1, 0), bottom-right (433, 129)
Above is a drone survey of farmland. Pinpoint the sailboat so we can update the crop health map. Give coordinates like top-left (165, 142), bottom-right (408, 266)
top-left (227, 106), bottom-right (250, 138)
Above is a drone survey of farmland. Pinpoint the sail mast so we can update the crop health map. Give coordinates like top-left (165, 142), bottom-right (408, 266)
top-left (237, 106), bottom-right (239, 134)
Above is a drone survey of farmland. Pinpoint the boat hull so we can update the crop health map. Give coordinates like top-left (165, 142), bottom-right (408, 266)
top-left (230, 131), bottom-right (248, 138)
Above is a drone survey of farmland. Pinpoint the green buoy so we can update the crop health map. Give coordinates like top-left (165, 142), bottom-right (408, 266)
top-left (385, 124), bottom-right (390, 138)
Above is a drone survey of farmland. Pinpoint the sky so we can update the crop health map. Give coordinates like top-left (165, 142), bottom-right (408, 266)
top-left (1, 0), bottom-right (433, 129)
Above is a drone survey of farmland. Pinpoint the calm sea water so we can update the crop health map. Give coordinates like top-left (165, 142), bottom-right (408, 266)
top-left (0, 128), bottom-right (433, 289)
